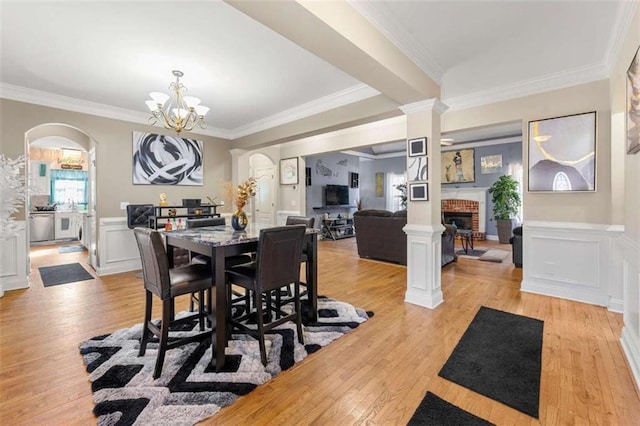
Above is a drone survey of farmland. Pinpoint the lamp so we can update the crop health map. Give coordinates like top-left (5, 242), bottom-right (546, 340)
top-left (146, 70), bottom-right (209, 134)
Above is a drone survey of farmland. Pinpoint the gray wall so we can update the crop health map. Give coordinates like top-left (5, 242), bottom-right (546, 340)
top-left (304, 152), bottom-right (360, 224)
top-left (442, 141), bottom-right (523, 236)
top-left (358, 156), bottom-right (407, 210)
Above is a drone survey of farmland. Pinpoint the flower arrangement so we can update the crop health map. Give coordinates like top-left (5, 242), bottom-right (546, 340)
top-left (222, 177), bottom-right (257, 215)
top-left (0, 154), bottom-right (28, 239)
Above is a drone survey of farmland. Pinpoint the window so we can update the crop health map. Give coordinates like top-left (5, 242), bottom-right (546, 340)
top-left (508, 162), bottom-right (524, 222)
top-left (386, 172), bottom-right (406, 211)
top-left (50, 169), bottom-right (88, 206)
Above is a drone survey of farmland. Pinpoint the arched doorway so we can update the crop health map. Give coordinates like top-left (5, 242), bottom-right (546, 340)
top-left (24, 124), bottom-right (98, 273)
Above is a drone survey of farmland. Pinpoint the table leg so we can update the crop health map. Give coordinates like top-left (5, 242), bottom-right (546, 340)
top-left (214, 249), bottom-right (227, 372)
top-left (307, 233), bottom-right (318, 322)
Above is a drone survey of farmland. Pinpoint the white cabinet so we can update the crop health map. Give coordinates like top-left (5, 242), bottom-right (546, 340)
top-left (29, 161), bottom-right (50, 196)
top-left (55, 212), bottom-right (76, 240)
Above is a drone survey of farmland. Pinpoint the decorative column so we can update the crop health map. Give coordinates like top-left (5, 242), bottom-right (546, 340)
top-left (401, 99), bottom-right (448, 309)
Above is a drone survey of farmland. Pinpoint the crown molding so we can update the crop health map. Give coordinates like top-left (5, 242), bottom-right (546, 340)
top-left (443, 62), bottom-right (609, 111)
top-left (228, 84), bottom-right (380, 139)
top-left (347, 0), bottom-right (444, 83)
top-left (603, 0), bottom-right (638, 75)
top-left (400, 98), bottom-right (448, 115)
top-left (0, 82), bottom-right (379, 141)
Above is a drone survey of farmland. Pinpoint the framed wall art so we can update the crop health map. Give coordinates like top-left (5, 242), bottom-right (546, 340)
top-left (408, 155), bottom-right (428, 182)
top-left (441, 148), bottom-right (475, 183)
top-left (409, 182), bottom-right (429, 201)
top-left (408, 137), bottom-right (427, 157)
top-left (627, 44), bottom-right (640, 155)
top-left (480, 155), bottom-right (503, 174)
top-left (528, 111), bottom-right (596, 192)
top-left (375, 172), bottom-right (384, 197)
top-left (279, 157), bottom-right (299, 185)
top-left (132, 131), bottom-right (203, 185)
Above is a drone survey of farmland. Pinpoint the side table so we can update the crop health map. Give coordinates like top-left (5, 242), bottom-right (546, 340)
top-left (456, 229), bottom-right (474, 253)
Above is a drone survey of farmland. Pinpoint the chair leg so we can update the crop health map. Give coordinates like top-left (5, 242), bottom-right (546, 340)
top-left (139, 291), bottom-right (152, 357)
top-left (198, 289), bottom-right (205, 331)
top-left (189, 291), bottom-right (196, 312)
top-left (295, 282), bottom-right (304, 345)
top-left (153, 299), bottom-right (172, 379)
top-left (255, 291), bottom-right (268, 366)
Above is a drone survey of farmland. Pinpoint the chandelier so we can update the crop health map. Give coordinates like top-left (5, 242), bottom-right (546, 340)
top-left (145, 70), bottom-right (209, 134)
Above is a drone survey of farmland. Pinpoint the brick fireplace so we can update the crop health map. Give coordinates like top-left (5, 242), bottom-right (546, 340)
top-left (441, 188), bottom-right (488, 240)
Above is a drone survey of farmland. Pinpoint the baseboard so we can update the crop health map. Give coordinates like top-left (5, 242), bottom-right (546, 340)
top-left (621, 327), bottom-right (640, 395)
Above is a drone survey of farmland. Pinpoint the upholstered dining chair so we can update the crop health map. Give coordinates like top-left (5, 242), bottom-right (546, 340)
top-left (126, 204), bottom-right (155, 229)
top-left (285, 216), bottom-right (315, 298)
top-left (225, 225), bottom-right (306, 365)
top-left (133, 227), bottom-right (214, 379)
top-left (186, 216), bottom-right (253, 312)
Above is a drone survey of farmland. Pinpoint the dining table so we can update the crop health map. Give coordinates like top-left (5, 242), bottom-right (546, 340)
top-left (164, 223), bottom-right (319, 372)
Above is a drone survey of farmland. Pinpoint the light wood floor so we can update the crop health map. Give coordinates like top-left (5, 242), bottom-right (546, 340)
top-left (1, 238), bottom-right (639, 425)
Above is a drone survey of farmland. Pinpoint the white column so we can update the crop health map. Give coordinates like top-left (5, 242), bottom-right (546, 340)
top-left (401, 99), bottom-right (448, 309)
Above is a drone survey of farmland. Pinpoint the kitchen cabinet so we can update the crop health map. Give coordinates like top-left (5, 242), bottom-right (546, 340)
top-left (29, 160), bottom-right (50, 196)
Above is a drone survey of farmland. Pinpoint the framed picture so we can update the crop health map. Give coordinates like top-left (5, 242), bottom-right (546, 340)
top-left (441, 148), bottom-right (475, 183)
top-left (349, 172), bottom-right (359, 188)
top-left (279, 157), bottom-right (298, 185)
top-left (408, 155), bottom-right (428, 182)
top-left (375, 172), bottom-right (384, 197)
top-left (528, 111), bottom-right (596, 192)
top-left (408, 137), bottom-right (427, 157)
top-left (480, 155), bottom-right (503, 174)
top-left (409, 183), bottom-right (429, 201)
top-left (627, 44), bottom-right (640, 155)
top-left (132, 131), bottom-right (203, 185)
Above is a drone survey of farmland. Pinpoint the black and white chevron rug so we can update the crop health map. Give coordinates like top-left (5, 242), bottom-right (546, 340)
top-left (79, 297), bottom-right (372, 425)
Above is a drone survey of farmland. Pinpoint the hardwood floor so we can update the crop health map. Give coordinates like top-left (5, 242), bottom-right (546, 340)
top-left (1, 238), bottom-right (639, 425)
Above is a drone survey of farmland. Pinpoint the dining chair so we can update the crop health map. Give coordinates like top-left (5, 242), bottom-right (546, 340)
top-left (186, 216), bottom-right (253, 312)
top-left (133, 227), bottom-right (214, 379)
top-left (284, 216), bottom-right (315, 298)
top-left (225, 225), bottom-right (306, 365)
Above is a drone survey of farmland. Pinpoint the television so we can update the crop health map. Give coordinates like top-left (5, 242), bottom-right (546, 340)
top-left (324, 185), bottom-right (349, 206)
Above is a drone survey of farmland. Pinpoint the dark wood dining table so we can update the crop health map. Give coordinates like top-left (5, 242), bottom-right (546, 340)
top-left (164, 223), bottom-right (318, 372)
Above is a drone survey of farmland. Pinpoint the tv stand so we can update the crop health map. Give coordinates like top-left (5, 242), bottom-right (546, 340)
top-left (321, 218), bottom-right (355, 240)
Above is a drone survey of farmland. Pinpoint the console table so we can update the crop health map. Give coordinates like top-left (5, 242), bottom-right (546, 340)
top-left (150, 204), bottom-right (221, 229)
top-left (456, 229), bottom-right (474, 253)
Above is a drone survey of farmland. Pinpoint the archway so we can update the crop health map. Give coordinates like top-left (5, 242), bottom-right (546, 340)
top-left (24, 123), bottom-right (98, 273)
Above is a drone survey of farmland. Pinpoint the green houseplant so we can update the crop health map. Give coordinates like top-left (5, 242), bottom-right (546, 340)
top-left (487, 174), bottom-right (521, 243)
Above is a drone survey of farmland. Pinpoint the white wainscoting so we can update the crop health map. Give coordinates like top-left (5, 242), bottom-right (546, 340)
top-left (96, 217), bottom-right (141, 276)
top-left (521, 221), bottom-right (623, 309)
top-left (0, 221), bottom-right (28, 295)
top-left (403, 223), bottom-right (444, 309)
top-left (619, 234), bottom-right (640, 392)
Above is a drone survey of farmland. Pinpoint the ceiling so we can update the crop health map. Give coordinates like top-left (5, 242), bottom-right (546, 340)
top-left (0, 1), bottom-right (633, 145)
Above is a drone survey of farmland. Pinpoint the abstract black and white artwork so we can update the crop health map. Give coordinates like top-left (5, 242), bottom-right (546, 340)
top-left (133, 131), bottom-right (203, 185)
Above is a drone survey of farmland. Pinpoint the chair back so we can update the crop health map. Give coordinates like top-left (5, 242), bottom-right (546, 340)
top-left (127, 204), bottom-right (155, 229)
top-left (285, 215), bottom-right (315, 228)
top-left (256, 225), bottom-right (305, 293)
top-left (133, 227), bottom-right (171, 299)
top-left (186, 217), bottom-right (225, 228)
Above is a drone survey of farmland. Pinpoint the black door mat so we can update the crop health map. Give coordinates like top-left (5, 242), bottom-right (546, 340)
top-left (39, 263), bottom-right (94, 287)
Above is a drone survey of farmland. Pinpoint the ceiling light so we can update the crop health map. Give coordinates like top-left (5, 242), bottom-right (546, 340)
top-left (146, 70), bottom-right (209, 134)
top-left (441, 138), bottom-right (454, 146)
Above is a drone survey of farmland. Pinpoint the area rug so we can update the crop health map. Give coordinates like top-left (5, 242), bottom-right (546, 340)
top-left (39, 262), bottom-right (94, 287)
top-left (438, 306), bottom-right (543, 418)
top-left (479, 248), bottom-right (510, 263)
top-left (408, 391), bottom-right (494, 426)
top-left (79, 297), bottom-right (372, 425)
top-left (58, 244), bottom-right (86, 254)
top-left (455, 248), bottom-right (487, 259)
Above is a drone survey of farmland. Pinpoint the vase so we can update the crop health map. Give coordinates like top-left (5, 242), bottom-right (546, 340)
top-left (231, 209), bottom-right (248, 230)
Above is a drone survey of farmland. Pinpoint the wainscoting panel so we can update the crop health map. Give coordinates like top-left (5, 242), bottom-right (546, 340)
top-left (96, 218), bottom-right (141, 276)
top-left (521, 221), bottom-right (615, 307)
top-left (404, 224), bottom-right (443, 309)
top-left (620, 234), bottom-right (640, 391)
top-left (0, 222), bottom-right (28, 295)
top-left (276, 210), bottom-right (301, 226)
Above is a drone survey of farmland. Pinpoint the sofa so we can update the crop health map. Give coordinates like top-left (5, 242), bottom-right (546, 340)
top-left (353, 209), bottom-right (457, 266)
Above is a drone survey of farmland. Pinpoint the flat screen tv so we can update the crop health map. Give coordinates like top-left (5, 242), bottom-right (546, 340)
top-left (324, 184), bottom-right (349, 206)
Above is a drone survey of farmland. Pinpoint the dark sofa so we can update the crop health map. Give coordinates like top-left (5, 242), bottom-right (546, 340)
top-left (353, 209), bottom-right (457, 266)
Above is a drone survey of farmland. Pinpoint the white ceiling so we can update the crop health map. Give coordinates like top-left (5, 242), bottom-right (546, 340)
top-left (0, 1), bottom-right (633, 142)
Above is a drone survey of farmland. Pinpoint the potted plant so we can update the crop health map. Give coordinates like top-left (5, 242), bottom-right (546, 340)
top-left (487, 174), bottom-right (521, 243)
